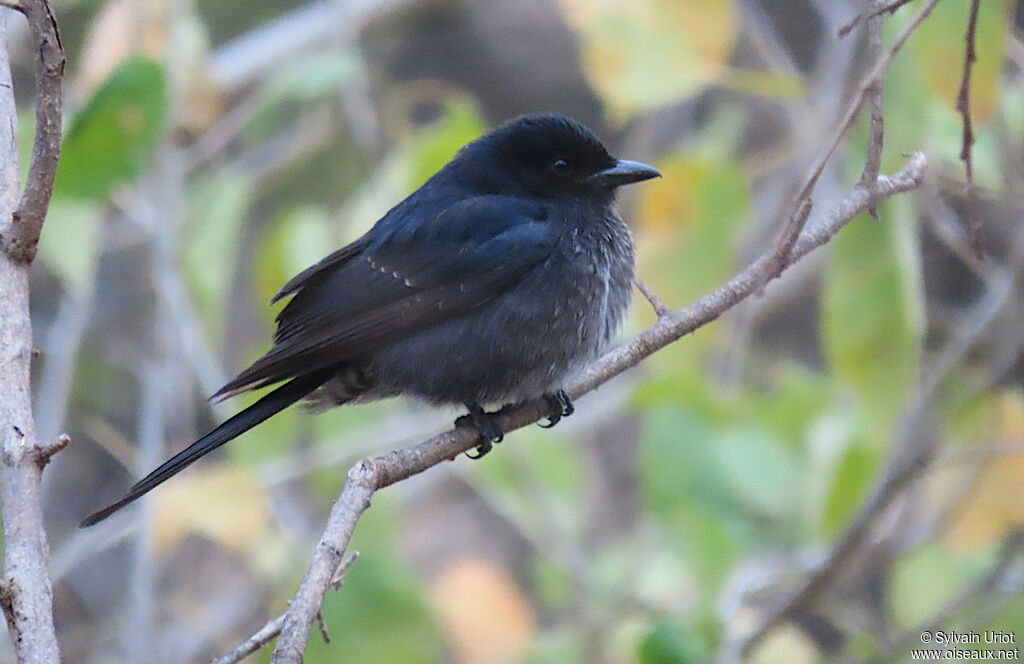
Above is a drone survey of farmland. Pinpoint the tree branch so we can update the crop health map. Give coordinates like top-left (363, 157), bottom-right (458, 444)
top-left (837, 0), bottom-right (915, 38)
top-left (234, 152), bottom-right (926, 664)
top-left (32, 432), bottom-right (68, 469)
top-left (859, 2), bottom-right (885, 219)
top-left (0, 2), bottom-right (65, 660)
top-left (956, 0), bottom-right (983, 258)
top-left (728, 197), bottom-right (1021, 663)
top-left (223, 3), bottom-right (943, 659)
top-left (863, 530), bottom-right (1024, 662)
top-left (633, 275), bottom-right (669, 318)
top-left (0, 0), bottom-right (64, 264)
top-left (212, 552), bottom-right (359, 664)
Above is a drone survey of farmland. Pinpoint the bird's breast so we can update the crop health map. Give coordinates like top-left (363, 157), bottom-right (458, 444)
top-left (363, 210), bottom-right (635, 406)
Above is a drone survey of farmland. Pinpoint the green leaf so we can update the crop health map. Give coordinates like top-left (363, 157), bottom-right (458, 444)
top-left (184, 172), bottom-right (251, 334)
top-left (55, 58), bottom-right (167, 200)
top-left (303, 553), bottom-right (444, 664)
top-left (639, 623), bottom-right (706, 664)
top-left (892, 543), bottom-right (963, 627)
top-left (565, 0), bottom-right (739, 117)
top-left (821, 207), bottom-right (919, 443)
top-left (265, 52), bottom-right (360, 101)
top-left (752, 368), bottom-right (832, 447)
top-left (710, 428), bottom-right (800, 518)
top-left (406, 101), bottom-right (485, 189)
top-left (910, 0), bottom-right (1009, 123)
top-left (639, 409), bottom-right (719, 520)
top-left (254, 205), bottom-right (334, 305)
top-left (820, 440), bottom-right (879, 536)
top-left (638, 145), bottom-right (750, 303)
top-left (639, 410), bottom-right (741, 600)
top-left (36, 199), bottom-right (100, 293)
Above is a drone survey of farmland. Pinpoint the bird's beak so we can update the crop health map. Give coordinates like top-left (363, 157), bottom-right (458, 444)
top-left (587, 159), bottom-right (661, 188)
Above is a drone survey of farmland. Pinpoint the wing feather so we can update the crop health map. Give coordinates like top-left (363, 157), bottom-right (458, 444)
top-left (215, 196), bottom-right (557, 398)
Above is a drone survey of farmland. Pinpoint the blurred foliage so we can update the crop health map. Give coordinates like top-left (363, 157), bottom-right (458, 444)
top-left (55, 57), bottom-right (167, 200)
top-left (15, 1), bottom-right (1024, 663)
top-left (562, 0), bottom-right (739, 117)
top-left (822, 202), bottom-right (919, 443)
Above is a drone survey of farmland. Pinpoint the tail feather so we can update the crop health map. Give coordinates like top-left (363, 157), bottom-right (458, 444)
top-left (79, 370), bottom-right (332, 528)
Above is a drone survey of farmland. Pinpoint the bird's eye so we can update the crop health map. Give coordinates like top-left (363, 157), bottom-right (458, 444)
top-left (551, 159), bottom-right (570, 176)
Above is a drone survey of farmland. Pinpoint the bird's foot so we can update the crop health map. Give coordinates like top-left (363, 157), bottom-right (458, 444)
top-left (456, 403), bottom-right (504, 459)
top-left (539, 389), bottom-right (574, 428)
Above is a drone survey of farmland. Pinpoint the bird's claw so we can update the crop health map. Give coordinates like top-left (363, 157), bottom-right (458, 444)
top-left (539, 389), bottom-right (574, 428)
top-left (456, 404), bottom-right (504, 459)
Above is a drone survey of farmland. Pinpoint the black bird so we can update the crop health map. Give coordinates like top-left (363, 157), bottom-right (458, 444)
top-left (81, 113), bottom-right (660, 527)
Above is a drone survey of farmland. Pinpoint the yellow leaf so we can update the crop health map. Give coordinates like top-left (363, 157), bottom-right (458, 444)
top-left (559, 0), bottom-right (737, 116)
top-left (76, 0), bottom-right (222, 131)
top-left (429, 557), bottom-right (536, 664)
top-left (75, 0), bottom-right (170, 100)
top-left (152, 466), bottom-right (269, 553)
top-left (948, 391), bottom-right (1024, 550)
top-left (636, 156), bottom-right (701, 235)
top-left (911, 0), bottom-right (1010, 123)
top-left (750, 625), bottom-right (818, 664)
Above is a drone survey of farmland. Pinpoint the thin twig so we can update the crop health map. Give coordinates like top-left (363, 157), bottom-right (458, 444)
top-left (922, 180), bottom-right (1001, 286)
top-left (795, 0), bottom-right (940, 213)
top-left (0, 0), bottom-right (64, 264)
top-left (208, 0), bottom-right (412, 92)
top-left (772, 197), bottom-right (813, 265)
top-left (956, 0), bottom-right (983, 258)
top-left (860, 3), bottom-right (885, 219)
top-left (212, 552), bottom-right (359, 664)
top-left (329, 550), bottom-right (359, 589)
top-left (211, 614), bottom-right (286, 664)
top-left (256, 154), bottom-right (926, 664)
top-left (730, 180), bottom-right (1015, 661)
top-left (633, 275), bottom-right (669, 317)
top-left (32, 433), bottom-right (68, 469)
top-left (865, 531), bottom-right (1024, 663)
top-left (314, 611), bottom-right (330, 644)
top-left (838, 0), bottom-right (916, 38)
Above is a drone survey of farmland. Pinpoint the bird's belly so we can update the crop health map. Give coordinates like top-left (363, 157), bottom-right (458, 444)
top-left (365, 256), bottom-right (630, 406)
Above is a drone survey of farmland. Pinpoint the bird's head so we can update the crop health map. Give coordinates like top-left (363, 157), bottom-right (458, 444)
top-left (452, 113), bottom-right (660, 199)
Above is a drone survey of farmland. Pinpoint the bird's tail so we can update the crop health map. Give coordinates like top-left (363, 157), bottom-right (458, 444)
top-left (79, 369), bottom-right (333, 528)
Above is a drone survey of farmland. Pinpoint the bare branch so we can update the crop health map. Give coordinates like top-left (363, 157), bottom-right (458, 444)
top-left (213, 553), bottom-right (358, 664)
top-left (729, 193), bottom-right (1018, 661)
top-left (838, 0), bottom-right (915, 38)
top-left (633, 275), bottom-right (669, 317)
top-left (0, 0), bottom-right (64, 264)
top-left (0, 3), bottom-right (64, 661)
top-left (208, 0), bottom-right (413, 92)
top-left (863, 531), bottom-right (1024, 662)
top-left (32, 432), bottom-right (68, 469)
top-left (259, 154), bottom-right (926, 664)
top-left (956, 0), bottom-right (983, 258)
top-left (212, 614), bottom-right (287, 664)
top-left (772, 197), bottom-right (813, 265)
top-left (313, 611), bottom-right (330, 644)
top-left (228, 4), bottom-right (939, 660)
top-left (796, 0), bottom-right (939, 212)
top-left (860, 3), bottom-right (885, 219)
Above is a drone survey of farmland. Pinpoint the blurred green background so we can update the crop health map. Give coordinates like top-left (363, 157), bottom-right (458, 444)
top-left (3, 0), bottom-right (1024, 662)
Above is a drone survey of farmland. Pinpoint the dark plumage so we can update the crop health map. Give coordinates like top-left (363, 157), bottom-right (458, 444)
top-left (80, 113), bottom-right (660, 527)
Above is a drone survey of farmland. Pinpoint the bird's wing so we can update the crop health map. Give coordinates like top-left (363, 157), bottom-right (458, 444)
top-left (214, 196), bottom-right (558, 398)
top-left (269, 239), bottom-right (368, 304)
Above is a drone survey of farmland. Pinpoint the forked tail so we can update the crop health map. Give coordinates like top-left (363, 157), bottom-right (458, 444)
top-left (79, 369), bottom-right (332, 527)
